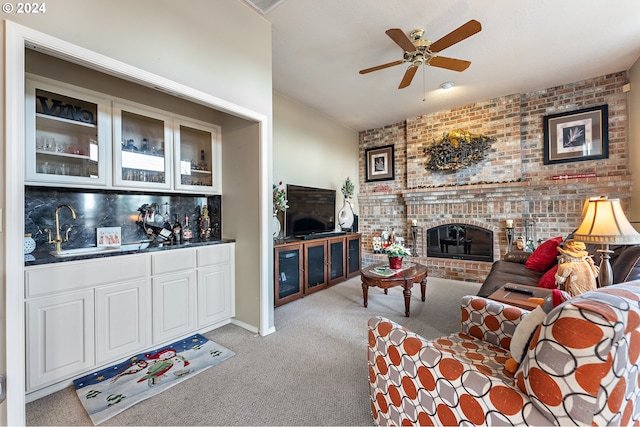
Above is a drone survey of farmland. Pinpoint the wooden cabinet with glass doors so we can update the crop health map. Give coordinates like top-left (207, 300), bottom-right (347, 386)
top-left (274, 233), bottom-right (361, 306)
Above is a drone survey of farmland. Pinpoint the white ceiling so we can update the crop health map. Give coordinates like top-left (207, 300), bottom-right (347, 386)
top-left (257, 0), bottom-right (640, 131)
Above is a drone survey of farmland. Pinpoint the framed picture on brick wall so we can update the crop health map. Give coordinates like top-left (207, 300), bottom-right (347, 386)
top-left (365, 144), bottom-right (395, 182)
top-left (543, 105), bottom-right (608, 165)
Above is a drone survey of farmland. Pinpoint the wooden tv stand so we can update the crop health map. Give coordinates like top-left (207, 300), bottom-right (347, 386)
top-left (274, 233), bottom-right (361, 306)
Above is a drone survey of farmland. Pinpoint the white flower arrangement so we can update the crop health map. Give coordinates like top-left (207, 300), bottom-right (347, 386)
top-left (385, 243), bottom-right (411, 258)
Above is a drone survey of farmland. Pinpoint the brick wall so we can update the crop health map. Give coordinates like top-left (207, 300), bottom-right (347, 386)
top-left (359, 72), bottom-right (631, 283)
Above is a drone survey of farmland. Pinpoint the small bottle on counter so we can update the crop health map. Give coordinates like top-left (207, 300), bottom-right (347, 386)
top-left (199, 205), bottom-right (211, 240)
top-left (172, 214), bottom-right (182, 244)
top-left (182, 215), bottom-right (193, 243)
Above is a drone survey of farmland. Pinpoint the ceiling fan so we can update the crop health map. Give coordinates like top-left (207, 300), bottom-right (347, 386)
top-left (359, 19), bottom-right (482, 89)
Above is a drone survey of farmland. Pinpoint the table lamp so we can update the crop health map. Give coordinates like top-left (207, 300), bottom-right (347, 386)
top-left (573, 196), bottom-right (640, 287)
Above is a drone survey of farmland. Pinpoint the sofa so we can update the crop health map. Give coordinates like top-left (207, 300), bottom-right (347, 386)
top-left (477, 241), bottom-right (640, 298)
top-left (368, 281), bottom-right (640, 426)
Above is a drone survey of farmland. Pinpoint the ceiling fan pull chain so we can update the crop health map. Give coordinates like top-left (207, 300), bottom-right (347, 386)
top-left (422, 66), bottom-right (427, 102)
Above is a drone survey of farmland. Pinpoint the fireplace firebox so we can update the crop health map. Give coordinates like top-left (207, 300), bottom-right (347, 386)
top-left (427, 223), bottom-right (493, 262)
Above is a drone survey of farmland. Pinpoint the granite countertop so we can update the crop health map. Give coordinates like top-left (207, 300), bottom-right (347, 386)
top-left (24, 238), bottom-right (236, 267)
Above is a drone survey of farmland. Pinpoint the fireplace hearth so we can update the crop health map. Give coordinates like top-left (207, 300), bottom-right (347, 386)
top-left (427, 223), bottom-right (493, 262)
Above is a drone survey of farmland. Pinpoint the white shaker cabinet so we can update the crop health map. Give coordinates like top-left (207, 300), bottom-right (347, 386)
top-left (24, 254), bottom-right (150, 394)
top-left (25, 289), bottom-right (95, 391)
top-left (24, 243), bottom-right (235, 398)
top-left (197, 244), bottom-right (235, 327)
top-left (95, 279), bottom-right (151, 365)
top-left (151, 249), bottom-right (197, 343)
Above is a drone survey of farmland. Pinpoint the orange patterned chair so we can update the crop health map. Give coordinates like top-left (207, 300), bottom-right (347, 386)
top-left (368, 281), bottom-right (640, 426)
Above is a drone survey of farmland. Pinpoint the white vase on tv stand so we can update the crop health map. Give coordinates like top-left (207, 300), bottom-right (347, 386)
top-left (338, 199), bottom-right (354, 231)
top-left (272, 213), bottom-right (281, 239)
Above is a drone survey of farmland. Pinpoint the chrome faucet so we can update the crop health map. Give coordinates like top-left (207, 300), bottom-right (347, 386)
top-left (44, 204), bottom-right (77, 252)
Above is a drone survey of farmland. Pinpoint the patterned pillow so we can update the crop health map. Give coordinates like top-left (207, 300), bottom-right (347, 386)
top-left (538, 264), bottom-right (559, 288)
top-left (525, 236), bottom-right (563, 272)
top-left (510, 306), bottom-right (546, 363)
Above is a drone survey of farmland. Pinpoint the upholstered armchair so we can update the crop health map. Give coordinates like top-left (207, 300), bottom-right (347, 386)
top-left (368, 281), bottom-right (640, 426)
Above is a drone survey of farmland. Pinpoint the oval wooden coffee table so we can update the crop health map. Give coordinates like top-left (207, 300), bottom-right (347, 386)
top-left (361, 262), bottom-right (428, 317)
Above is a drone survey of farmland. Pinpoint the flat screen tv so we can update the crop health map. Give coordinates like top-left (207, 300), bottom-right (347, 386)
top-left (285, 184), bottom-right (336, 237)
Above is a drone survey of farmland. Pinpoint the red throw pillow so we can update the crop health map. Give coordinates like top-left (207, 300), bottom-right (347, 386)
top-left (538, 264), bottom-right (559, 289)
top-left (525, 236), bottom-right (563, 272)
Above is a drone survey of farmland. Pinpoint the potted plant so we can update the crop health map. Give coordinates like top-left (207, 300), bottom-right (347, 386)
top-left (385, 243), bottom-right (411, 269)
top-left (341, 177), bottom-right (354, 200)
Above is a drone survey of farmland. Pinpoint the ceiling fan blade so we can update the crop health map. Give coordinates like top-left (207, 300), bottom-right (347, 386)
top-left (399, 65), bottom-right (418, 89)
top-left (429, 19), bottom-right (482, 53)
top-left (428, 56), bottom-right (471, 72)
top-left (385, 28), bottom-right (416, 52)
top-left (359, 59), bottom-right (405, 74)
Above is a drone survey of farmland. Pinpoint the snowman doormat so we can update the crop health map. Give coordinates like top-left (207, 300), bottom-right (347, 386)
top-left (73, 334), bottom-right (235, 425)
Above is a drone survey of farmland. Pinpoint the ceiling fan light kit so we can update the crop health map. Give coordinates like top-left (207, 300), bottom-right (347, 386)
top-left (440, 81), bottom-right (455, 90)
top-left (360, 19), bottom-right (481, 90)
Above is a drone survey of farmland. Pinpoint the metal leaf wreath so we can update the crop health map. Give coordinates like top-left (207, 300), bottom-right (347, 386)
top-left (423, 129), bottom-right (496, 171)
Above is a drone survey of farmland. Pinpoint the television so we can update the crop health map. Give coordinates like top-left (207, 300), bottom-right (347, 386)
top-left (285, 184), bottom-right (336, 237)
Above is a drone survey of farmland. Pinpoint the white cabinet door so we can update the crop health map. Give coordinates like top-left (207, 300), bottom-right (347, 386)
top-left (95, 279), bottom-right (151, 365)
top-left (112, 101), bottom-right (173, 190)
top-left (25, 75), bottom-right (111, 188)
top-left (197, 264), bottom-right (233, 327)
top-left (152, 271), bottom-right (197, 344)
top-left (173, 117), bottom-right (222, 194)
top-left (26, 290), bottom-right (95, 391)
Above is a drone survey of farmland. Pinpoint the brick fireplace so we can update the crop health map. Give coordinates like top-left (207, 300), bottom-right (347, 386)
top-left (357, 72), bottom-right (632, 284)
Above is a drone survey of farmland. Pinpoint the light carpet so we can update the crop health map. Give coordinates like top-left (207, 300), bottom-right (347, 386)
top-left (73, 334), bottom-right (235, 425)
top-left (27, 275), bottom-right (480, 426)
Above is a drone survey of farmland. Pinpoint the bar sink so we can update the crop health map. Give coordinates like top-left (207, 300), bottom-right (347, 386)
top-left (119, 241), bottom-right (151, 251)
top-left (51, 246), bottom-right (121, 257)
top-left (50, 241), bottom-right (150, 257)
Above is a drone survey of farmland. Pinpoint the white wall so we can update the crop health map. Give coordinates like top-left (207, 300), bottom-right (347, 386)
top-left (273, 92), bottom-right (359, 218)
top-left (3, 0), bottom-right (272, 116)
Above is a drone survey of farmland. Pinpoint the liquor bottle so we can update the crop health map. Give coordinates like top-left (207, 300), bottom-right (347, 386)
top-left (172, 214), bottom-right (182, 244)
top-left (199, 205), bottom-right (211, 240)
top-left (182, 215), bottom-right (193, 243)
top-left (199, 149), bottom-right (207, 170)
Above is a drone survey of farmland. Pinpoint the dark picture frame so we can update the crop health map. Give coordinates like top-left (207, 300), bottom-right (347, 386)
top-left (543, 105), bottom-right (608, 165)
top-left (365, 144), bottom-right (395, 182)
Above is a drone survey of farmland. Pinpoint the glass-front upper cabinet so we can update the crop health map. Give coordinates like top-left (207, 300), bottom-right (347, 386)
top-left (173, 118), bottom-right (222, 194)
top-left (113, 101), bottom-right (172, 190)
top-left (25, 76), bottom-right (110, 186)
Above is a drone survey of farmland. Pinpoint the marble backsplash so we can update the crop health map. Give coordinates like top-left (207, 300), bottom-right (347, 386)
top-left (25, 186), bottom-right (221, 250)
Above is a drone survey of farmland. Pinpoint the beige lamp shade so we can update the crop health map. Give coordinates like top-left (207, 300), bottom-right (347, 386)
top-left (573, 196), bottom-right (640, 245)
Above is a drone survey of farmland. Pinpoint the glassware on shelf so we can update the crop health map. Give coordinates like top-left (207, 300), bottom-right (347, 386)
top-left (25, 76), bottom-right (110, 185)
top-left (31, 84), bottom-right (103, 183)
top-left (177, 124), bottom-right (215, 189)
top-left (116, 107), bottom-right (169, 187)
